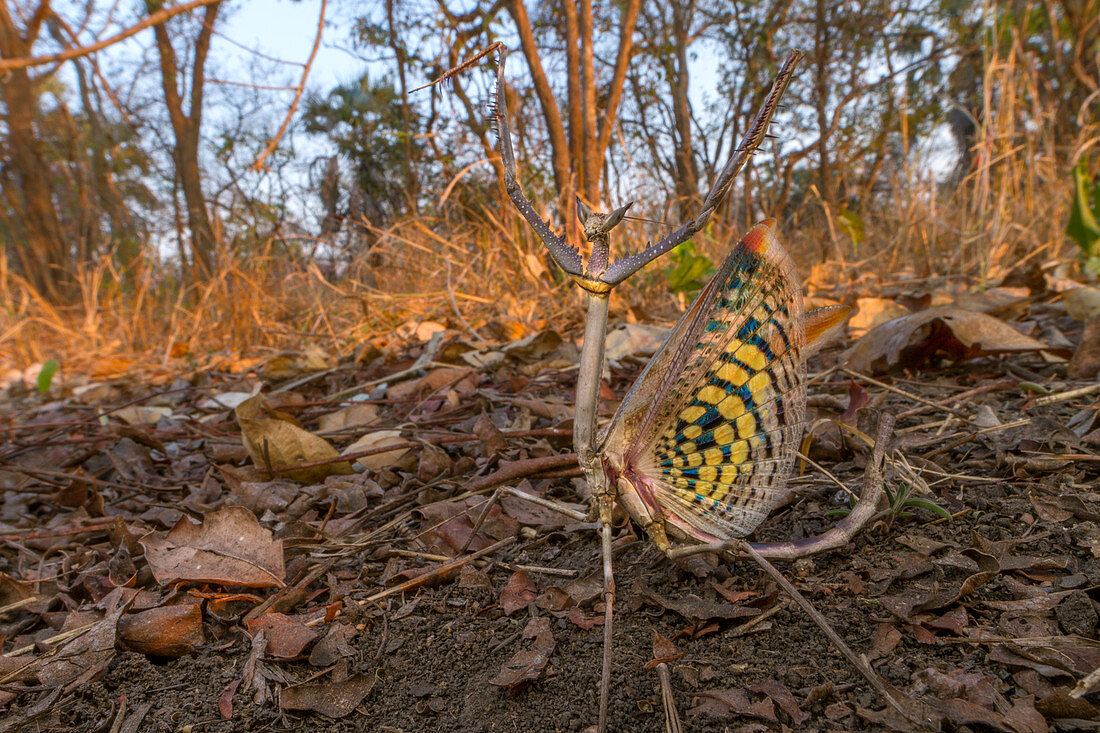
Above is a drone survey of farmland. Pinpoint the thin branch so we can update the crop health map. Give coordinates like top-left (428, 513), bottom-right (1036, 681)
top-left (0, 0), bottom-right (225, 72)
top-left (602, 50), bottom-right (802, 284)
top-left (250, 0), bottom-right (326, 172)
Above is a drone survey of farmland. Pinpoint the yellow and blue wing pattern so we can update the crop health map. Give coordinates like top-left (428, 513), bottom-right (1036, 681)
top-left (601, 220), bottom-right (842, 542)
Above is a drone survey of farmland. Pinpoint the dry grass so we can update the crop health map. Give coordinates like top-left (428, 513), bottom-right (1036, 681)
top-left (2, 32), bottom-right (1096, 380)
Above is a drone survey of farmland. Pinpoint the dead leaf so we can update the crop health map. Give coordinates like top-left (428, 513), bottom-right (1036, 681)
top-left (309, 623), bottom-right (358, 667)
top-left (939, 698), bottom-right (1013, 732)
top-left (645, 629), bottom-right (683, 668)
top-left (489, 616), bottom-right (556, 689)
top-left (564, 608), bottom-right (604, 629)
top-left (317, 402), bottom-right (380, 433)
top-left (109, 405), bottom-right (173, 425)
top-left (848, 297), bottom-right (910, 338)
top-left (280, 673), bottom-right (376, 718)
top-left (688, 688), bottom-right (776, 721)
top-left (502, 329), bottom-right (563, 360)
top-left (343, 430), bottom-right (411, 471)
top-left (387, 366), bottom-right (476, 401)
top-left (749, 679), bottom-right (809, 726)
top-left (604, 323), bottom-right (669, 361)
top-left (118, 604), bottom-right (203, 657)
top-left (1063, 287), bottom-right (1100, 321)
top-left (262, 346), bottom-right (335, 379)
top-left (140, 506), bottom-right (286, 588)
top-left (844, 307), bottom-right (1050, 374)
top-left (28, 593), bottom-right (130, 689)
top-left (235, 394), bottom-right (353, 482)
top-left (499, 570), bottom-right (537, 615)
top-left (395, 319), bottom-right (446, 342)
top-left (633, 576), bottom-right (757, 621)
top-left (246, 612), bottom-right (318, 658)
top-left (1069, 317), bottom-right (1100, 379)
top-left (472, 414), bottom-right (506, 457)
top-left (219, 678), bottom-right (241, 719)
top-left (1035, 688), bottom-right (1099, 720)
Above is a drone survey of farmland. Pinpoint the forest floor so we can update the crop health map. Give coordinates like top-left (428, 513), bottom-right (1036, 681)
top-left (2, 271), bottom-right (1100, 732)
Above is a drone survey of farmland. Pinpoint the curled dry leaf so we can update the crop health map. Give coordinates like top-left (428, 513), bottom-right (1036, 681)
top-left (843, 307), bottom-right (1050, 374)
top-left (140, 506), bottom-right (286, 588)
top-left (645, 629), bottom-right (683, 669)
top-left (235, 394), bottom-right (353, 482)
top-left (749, 679), bottom-right (809, 726)
top-left (118, 603), bottom-right (204, 657)
top-left (342, 430), bottom-right (411, 471)
top-left (317, 402), bottom-right (379, 433)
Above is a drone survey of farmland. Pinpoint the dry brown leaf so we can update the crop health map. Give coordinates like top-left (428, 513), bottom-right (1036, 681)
top-left (489, 616), bottom-right (556, 689)
top-left (261, 346), bottom-right (335, 379)
top-left (749, 679), bottom-right (809, 726)
top-left (246, 612), bottom-right (318, 657)
top-left (317, 402), bottom-right (380, 433)
top-left (109, 405), bottom-right (173, 425)
top-left (342, 430), bottom-right (411, 471)
top-left (235, 394), bottom-right (353, 482)
top-left (140, 506), bottom-right (286, 588)
top-left (645, 629), bottom-right (683, 668)
top-left (118, 604), bottom-right (204, 657)
top-left (387, 366), bottom-right (476, 401)
top-left (280, 674), bottom-right (376, 718)
top-left (688, 688), bottom-right (777, 721)
top-left (1063, 287), bottom-right (1100, 321)
top-left (28, 594), bottom-right (129, 688)
top-left (848, 297), bottom-right (910, 338)
top-left (499, 570), bottom-right (537, 615)
top-left (308, 623), bottom-right (358, 667)
top-left (1068, 317), bottom-right (1100, 379)
top-left (844, 307), bottom-right (1050, 374)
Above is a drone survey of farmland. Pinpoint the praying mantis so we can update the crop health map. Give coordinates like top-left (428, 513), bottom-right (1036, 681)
top-left (473, 46), bottom-right (920, 731)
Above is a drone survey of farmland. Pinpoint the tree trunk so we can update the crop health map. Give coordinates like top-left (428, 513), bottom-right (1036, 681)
top-left (147, 0), bottom-right (221, 281)
top-left (813, 0), bottom-right (833, 205)
top-left (578, 0), bottom-right (600, 205)
top-left (668, 0), bottom-right (699, 215)
top-left (386, 0), bottom-right (419, 214)
top-left (0, 3), bottom-right (73, 302)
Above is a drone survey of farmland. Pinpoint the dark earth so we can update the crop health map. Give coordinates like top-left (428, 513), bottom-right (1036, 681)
top-left (3, 296), bottom-right (1100, 732)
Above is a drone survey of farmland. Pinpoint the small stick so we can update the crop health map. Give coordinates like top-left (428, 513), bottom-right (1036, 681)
top-left (842, 367), bottom-right (974, 423)
top-left (357, 536), bottom-right (514, 605)
top-left (895, 378), bottom-right (1015, 419)
top-left (1031, 382), bottom-right (1100, 406)
top-left (656, 662), bottom-right (683, 733)
top-left (502, 563), bottom-right (579, 578)
top-left (738, 540), bottom-right (934, 728)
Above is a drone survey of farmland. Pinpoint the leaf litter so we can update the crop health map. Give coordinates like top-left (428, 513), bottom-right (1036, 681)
top-left (0, 285), bottom-right (1098, 731)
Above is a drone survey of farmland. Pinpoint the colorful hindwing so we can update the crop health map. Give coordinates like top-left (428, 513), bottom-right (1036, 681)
top-left (600, 220), bottom-right (816, 541)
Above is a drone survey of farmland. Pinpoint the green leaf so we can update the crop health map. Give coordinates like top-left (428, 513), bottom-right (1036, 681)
top-left (663, 242), bottom-right (714, 295)
top-left (837, 209), bottom-right (865, 246)
top-left (36, 359), bottom-right (59, 393)
top-left (1067, 159), bottom-right (1100, 259)
top-left (904, 498), bottom-right (953, 520)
